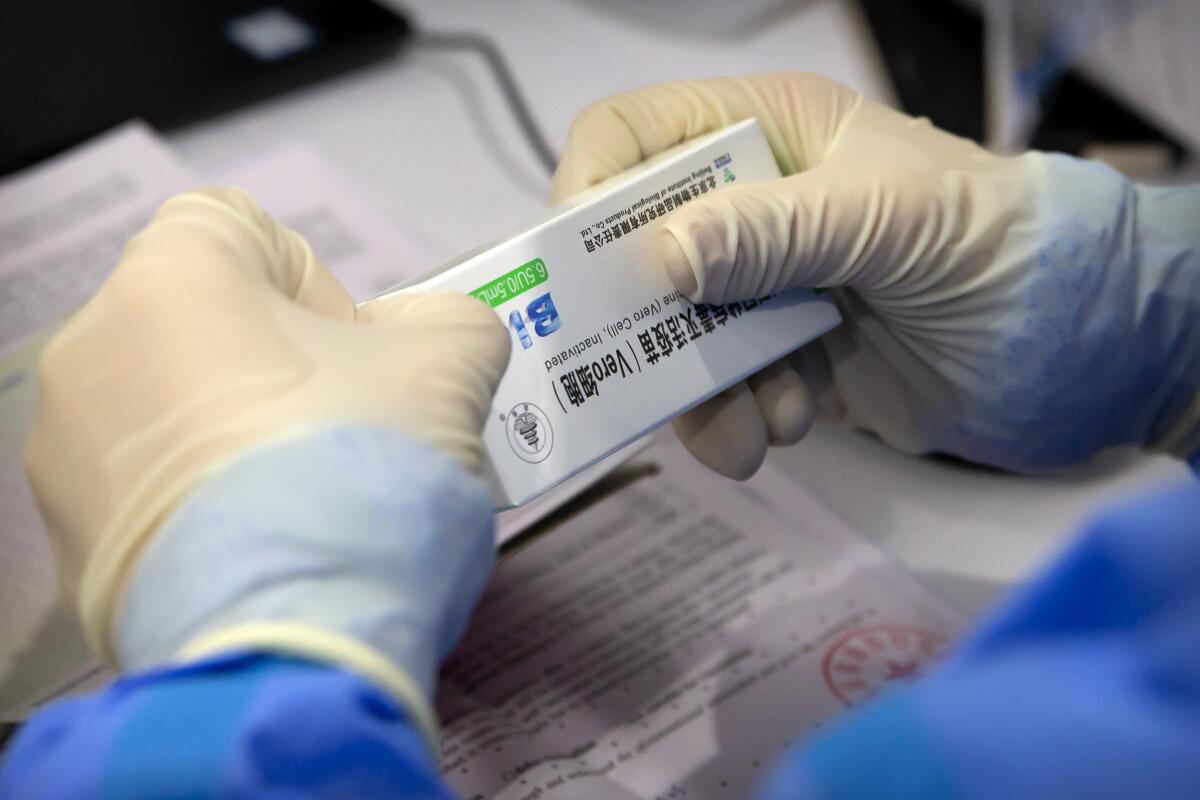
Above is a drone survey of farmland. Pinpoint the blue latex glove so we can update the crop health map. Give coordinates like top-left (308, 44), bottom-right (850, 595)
top-left (760, 480), bottom-right (1200, 800)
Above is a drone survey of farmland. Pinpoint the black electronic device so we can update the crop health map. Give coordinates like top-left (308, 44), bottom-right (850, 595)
top-left (856, 0), bottom-right (1187, 165)
top-left (0, 1), bottom-right (411, 176)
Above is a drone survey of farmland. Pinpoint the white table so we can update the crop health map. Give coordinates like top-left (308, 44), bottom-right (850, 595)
top-left (170, 0), bottom-right (1188, 619)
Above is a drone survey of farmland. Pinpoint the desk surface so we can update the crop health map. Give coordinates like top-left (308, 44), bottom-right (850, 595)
top-left (170, 0), bottom-right (1189, 618)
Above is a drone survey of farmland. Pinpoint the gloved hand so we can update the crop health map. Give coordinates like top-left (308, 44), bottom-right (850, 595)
top-left (551, 72), bottom-right (1200, 478)
top-left (24, 188), bottom-right (510, 744)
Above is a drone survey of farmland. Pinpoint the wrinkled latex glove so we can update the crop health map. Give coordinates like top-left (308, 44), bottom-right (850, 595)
top-left (551, 72), bottom-right (1200, 478)
top-left (24, 189), bottom-right (510, 735)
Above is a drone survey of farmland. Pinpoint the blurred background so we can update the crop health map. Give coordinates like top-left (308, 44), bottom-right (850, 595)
top-left (3, 0), bottom-right (1197, 731)
top-left (2, 0), bottom-right (1197, 260)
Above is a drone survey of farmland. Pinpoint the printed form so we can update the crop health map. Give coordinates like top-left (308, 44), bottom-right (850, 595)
top-left (435, 439), bottom-right (965, 800)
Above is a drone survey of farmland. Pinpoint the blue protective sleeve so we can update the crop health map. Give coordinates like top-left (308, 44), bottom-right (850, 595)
top-left (0, 653), bottom-right (452, 799)
top-left (758, 480), bottom-right (1200, 800)
top-left (115, 426), bottom-right (496, 707)
top-left (2, 426), bottom-right (493, 799)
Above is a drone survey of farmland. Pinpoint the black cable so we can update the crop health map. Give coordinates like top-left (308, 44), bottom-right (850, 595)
top-left (412, 31), bottom-right (559, 176)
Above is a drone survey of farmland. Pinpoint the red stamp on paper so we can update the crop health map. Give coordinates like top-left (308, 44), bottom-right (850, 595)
top-left (822, 623), bottom-right (949, 707)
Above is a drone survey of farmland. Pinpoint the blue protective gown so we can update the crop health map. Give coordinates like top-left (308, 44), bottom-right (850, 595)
top-left (2, 431), bottom-right (1198, 799)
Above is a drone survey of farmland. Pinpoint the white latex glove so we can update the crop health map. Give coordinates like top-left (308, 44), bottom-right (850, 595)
top-left (24, 188), bottom-right (509, 726)
top-left (551, 72), bottom-right (1200, 478)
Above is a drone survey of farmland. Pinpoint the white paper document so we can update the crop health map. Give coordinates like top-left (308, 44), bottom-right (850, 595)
top-left (434, 439), bottom-right (965, 800)
top-left (0, 122), bottom-right (197, 357)
top-left (0, 123), bottom-right (198, 720)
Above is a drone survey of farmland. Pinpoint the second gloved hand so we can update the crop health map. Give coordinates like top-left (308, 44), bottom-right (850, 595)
top-left (551, 73), bottom-right (1200, 478)
top-left (24, 188), bottom-right (510, 745)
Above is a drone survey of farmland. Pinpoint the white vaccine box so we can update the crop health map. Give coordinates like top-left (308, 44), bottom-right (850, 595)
top-left (377, 119), bottom-right (840, 509)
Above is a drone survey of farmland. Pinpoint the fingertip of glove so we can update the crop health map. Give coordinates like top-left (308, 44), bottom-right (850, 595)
top-left (152, 186), bottom-right (265, 234)
top-left (364, 291), bottom-right (512, 374)
top-left (137, 186), bottom-right (354, 315)
top-left (673, 384), bottom-right (768, 480)
top-left (549, 162), bottom-right (589, 206)
top-left (659, 229), bottom-right (700, 299)
top-left (471, 307), bottom-right (513, 377)
top-left (750, 364), bottom-right (814, 446)
top-left (439, 292), bottom-right (510, 350)
top-left (659, 193), bottom-right (741, 304)
top-left (551, 100), bottom-right (644, 204)
top-left (762, 384), bottom-right (814, 446)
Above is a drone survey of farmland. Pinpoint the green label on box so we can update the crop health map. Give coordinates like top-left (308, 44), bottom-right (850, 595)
top-left (470, 258), bottom-right (549, 307)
